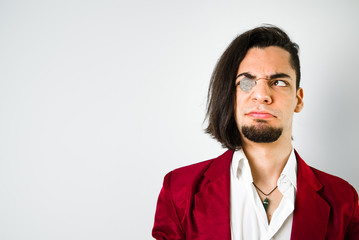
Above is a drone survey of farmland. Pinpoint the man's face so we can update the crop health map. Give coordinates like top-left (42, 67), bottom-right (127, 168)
top-left (234, 46), bottom-right (303, 143)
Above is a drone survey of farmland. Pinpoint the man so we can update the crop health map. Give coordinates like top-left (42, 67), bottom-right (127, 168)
top-left (152, 26), bottom-right (359, 239)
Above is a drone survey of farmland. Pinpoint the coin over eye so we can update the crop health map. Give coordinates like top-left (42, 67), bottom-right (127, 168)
top-left (239, 77), bottom-right (256, 92)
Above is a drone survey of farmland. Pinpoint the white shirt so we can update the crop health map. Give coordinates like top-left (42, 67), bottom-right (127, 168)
top-left (230, 148), bottom-right (297, 240)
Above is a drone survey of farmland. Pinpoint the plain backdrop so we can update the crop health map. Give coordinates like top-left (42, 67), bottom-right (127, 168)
top-left (1, 0), bottom-right (359, 239)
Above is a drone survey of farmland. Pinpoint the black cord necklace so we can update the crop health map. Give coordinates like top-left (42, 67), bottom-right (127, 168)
top-left (252, 182), bottom-right (278, 212)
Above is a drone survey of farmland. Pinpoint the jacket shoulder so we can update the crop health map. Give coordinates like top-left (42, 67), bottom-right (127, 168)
top-left (310, 166), bottom-right (355, 195)
top-left (164, 156), bottom-right (214, 189)
top-left (309, 166), bottom-right (359, 238)
top-left (296, 150), bottom-right (356, 198)
top-left (164, 150), bottom-right (233, 188)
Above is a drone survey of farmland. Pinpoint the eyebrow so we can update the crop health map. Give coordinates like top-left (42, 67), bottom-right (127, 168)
top-left (236, 72), bottom-right (293, 80)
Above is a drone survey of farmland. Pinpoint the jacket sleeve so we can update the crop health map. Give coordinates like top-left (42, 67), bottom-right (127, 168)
top-left (345, 185), bottom-right (359, 239)
top-left (152, 172), bottom-right (185, 240)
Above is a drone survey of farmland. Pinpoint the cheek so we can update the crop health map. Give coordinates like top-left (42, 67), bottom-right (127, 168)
top-left (234, 98), bottom-right (244, 116)
top-left (282, 102), bottom-right (297, 120)
top-left (234, 98), bottom-right (244, 123)
top-left (280, 93), bottom-right (298, 111)
top-left (235, 93), bottom-right (246, 108)
top-left (292, 98), bottom-right (299, 112)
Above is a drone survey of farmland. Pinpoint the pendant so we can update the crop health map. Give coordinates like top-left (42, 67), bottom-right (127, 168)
top-left (263, 198), bottom-right (269, 212)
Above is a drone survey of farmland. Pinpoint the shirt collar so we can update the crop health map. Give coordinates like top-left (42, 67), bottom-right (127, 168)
top-left (278, 148), bottom-right (297, 190)
top-left (231, 148), bottom-right (253, 183)
top-left (231, 147), bottom-right (297, 189)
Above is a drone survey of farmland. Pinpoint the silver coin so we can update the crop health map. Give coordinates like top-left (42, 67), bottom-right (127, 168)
top-left (239, 77), bottom-right (256, 92)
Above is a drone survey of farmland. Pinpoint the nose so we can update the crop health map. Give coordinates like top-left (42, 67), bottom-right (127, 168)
top-left (250, 78), bottom-right (272, 104)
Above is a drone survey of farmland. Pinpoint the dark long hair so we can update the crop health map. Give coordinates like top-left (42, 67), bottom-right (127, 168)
top-left (205, 25), bottom-right (300, 151)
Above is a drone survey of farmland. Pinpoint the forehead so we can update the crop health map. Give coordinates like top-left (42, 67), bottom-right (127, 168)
top-left (237, 46), bottom-right (295, 77)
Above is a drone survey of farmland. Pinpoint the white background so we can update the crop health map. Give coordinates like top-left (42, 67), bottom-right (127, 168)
top-left (1, 0), bottom-right (359, 239)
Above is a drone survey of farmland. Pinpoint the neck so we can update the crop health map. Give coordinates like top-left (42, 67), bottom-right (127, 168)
top-left (241, 136), bottom-right (292, 188)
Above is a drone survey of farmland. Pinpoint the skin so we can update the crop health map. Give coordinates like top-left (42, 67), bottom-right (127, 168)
top-left (234, 46), bottom-right (304, 222)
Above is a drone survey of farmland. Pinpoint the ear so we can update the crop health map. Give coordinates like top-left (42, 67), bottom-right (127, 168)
top-left (294, 87), bottom-right (304, 113)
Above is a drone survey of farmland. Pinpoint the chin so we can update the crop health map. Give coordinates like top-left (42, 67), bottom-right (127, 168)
top-left (241, 124), bottom-right (283, 143)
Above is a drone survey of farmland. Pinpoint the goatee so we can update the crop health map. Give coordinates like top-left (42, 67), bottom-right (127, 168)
top-left (241, 122), bottom-right (282, 143)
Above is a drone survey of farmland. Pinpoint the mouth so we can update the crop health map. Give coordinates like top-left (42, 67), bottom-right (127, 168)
top-left (246, 111), bottom-right (276, 119)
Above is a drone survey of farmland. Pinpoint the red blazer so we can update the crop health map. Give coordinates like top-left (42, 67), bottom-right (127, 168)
top-left (152, 150), bottom-right (359, 239)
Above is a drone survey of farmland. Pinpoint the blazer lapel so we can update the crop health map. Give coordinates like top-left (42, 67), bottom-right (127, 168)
top-left (291, 150), bottom-right (330, 240)
top-left (193, 150), bottom-right (233, 240)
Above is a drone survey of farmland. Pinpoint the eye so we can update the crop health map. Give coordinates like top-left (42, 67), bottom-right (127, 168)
top-left (238, 77), bottom-right (256, 92)
top-left (272, 80), bottom-right (288, 87)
